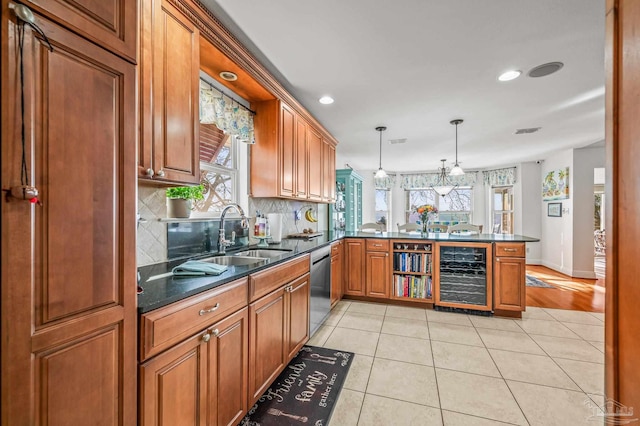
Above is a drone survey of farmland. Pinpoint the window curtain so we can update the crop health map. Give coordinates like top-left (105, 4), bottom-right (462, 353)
top-left (482, 167), bottom-right (517, 186)
top-left (374, 173), bottom-right (396, 190)
top-left (400, 171), bottom-right (478, 190)
top-left (199, 80), bottom-right (255, 144)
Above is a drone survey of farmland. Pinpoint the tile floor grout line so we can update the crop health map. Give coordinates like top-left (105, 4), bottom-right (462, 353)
top-left (356, 327), bottom-right (383, 426)
top-left (471, 318), bottom-right (532, 426)
top-left (441, 409), bottom-right (522, 426)
top-left (427, 320), bottom-right (445, 426)
top-left (362, 389), bottom-right (441, 411)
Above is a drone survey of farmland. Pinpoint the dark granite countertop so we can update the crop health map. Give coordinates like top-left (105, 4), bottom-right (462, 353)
top-left (137, 231), bottom-right (539, 314)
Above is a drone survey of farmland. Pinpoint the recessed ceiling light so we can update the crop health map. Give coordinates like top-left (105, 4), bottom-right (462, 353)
top-left (219, 71), bottom-right (238, 81)
top-left (319, 96), bottom-right (334, 105)
top-left (498, 70), bottom-right (522, 82)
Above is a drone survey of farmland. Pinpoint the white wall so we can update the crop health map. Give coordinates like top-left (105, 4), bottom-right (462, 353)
top-left (518, 162), bottom-right (542, 264)
top-left (572, 146), bottom-right (605, 277)
top-left (540, 149), bottom-right (574, 275)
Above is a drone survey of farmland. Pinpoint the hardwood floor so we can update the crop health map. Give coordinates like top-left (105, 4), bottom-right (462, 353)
top-left (525, 265), bottom-right (605, 313)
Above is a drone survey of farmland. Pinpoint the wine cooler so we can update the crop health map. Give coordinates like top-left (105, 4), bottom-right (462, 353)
top-left (435, 242), bottom-right (493, 311)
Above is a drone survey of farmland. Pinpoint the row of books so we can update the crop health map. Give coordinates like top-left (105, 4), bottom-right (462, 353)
top-left (394, 274), bottom-right (432, 299)
top-left (393, 252), bottom-right (432, 273)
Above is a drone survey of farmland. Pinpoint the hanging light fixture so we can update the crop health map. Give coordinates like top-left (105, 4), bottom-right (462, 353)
top-left (432, 159), bottom-right (458, 197)
top-left (449, 119), bottom-right (465, 176)
top-left (374, 126), bottom-right (387, 178)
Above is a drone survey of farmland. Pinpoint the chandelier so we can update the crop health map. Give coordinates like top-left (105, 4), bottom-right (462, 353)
top-left (431, 159), bottom-right (458, 197)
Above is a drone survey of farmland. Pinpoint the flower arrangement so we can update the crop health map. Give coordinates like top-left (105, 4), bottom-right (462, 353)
top-left (414, 204), bottom-right (438, 224)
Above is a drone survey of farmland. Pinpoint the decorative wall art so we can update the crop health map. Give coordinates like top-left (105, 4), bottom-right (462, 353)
top-left (548, 202), bottom-right (562, 217)
top-left (542, 167), bottom-right (570, 201)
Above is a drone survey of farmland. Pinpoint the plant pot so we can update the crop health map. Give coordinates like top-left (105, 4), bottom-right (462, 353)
top-left (166, 198), bottom-right (191, 218)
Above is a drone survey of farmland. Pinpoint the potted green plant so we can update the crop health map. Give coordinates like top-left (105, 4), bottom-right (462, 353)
top-left (165, 185), bottom-right (204, 218)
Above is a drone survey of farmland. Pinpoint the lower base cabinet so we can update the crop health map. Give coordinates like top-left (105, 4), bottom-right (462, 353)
top-left (494, 255), bottom-right (526, 311)
top-left (248, 273), bottom-right (310, 405)
top-left (140, 308), bottom-right (249, 426)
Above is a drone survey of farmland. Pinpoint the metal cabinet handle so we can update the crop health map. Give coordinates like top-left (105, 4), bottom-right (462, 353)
top-left (210, 328), bottom-right (219, 337)
top-left (145, 168), bottom-right (154, 177)
top-left (503, 248), bottom-right (517, 252)
top-left (202, 333), bottom-right (211, 342)
top-left (199, 303), bottom-right (220, 316)
top-left (385, 253), bottom-right (389, 257)
top-left (373, 244), bottom-right (382, 247)
top-left (156, 169), bottom-right (165, 177)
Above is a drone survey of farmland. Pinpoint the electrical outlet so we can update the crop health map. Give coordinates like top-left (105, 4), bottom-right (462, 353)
top-left (294, 210), bottom-right (302, 221)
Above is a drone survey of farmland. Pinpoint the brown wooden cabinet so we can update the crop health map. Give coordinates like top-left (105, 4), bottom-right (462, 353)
top-left (22, 0), bottom-right (138, 61)
top-left (140, 307), bottom-right (249, 426)
top-left (248, 271), bottom-right (310, 405)
top-left (251, 99), bottom-right (335, 201)
top-left (365, 239), bottom-right (391, 298)
top-left (344, 239), bottom-right (366, 296)
top-left (286, 274), bottom-right (311, 360)
top-left (331, 241), bottom-right (344, 306)
top-left (307, 126), bottom-right (323, 201)
top-left (139, 0), bottom-right (200, 184)
top-left (322, 140), bottom-right (336, 202)
top-left (1, 13), bottom-right (137, 424)
top-left (493, 243), bottom-right (526, 312)
top-left (248, 285), bottom-right (287, 404)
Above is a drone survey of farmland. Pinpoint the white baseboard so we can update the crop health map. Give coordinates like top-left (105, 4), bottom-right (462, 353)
top-left (525, 258), bottom-right (542, 265)
top-left (541, 260), bottom-right (573, 277)
top-left (571, 269), bottom-right (597, 279)
top-left (540, 260), bottom-right (597, 279)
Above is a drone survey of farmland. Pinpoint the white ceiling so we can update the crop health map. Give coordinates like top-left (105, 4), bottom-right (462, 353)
top-left (202, 0), bottom-right (605, 172)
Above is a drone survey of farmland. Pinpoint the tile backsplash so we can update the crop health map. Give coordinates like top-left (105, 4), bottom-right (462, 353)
top-left (137, 186), bottom-right (324, 267)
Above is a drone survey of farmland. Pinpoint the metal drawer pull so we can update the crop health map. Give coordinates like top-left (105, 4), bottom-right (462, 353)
top-left (202, 333), bottom-right (211, 342)
top-left (199, 303), bottom-right (220, 316)
top-left (210, 329), bottom-right (219, 337)
top-left (373, 244), bottom-right (382, 247)
top-left (503, 248), bottom-right (518, 252)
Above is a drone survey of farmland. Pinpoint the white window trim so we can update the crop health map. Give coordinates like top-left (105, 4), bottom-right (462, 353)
top-left (491, 185), bottom-right (514, 234)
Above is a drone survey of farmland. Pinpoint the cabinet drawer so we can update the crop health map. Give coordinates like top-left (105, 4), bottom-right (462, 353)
top-left (366, 239), bottom-right (389, 251)
top-left (249, 255), bottom-right (310, 302)
top-left (331, 241), bottom-right (342, 256)
top-left (140, 277), bottom-right (248, 361)
top-left (494, 243), bottom-right (525, 258)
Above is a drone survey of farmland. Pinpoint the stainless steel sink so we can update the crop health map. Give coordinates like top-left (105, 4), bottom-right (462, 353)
top-left (199, 255), bottom-right (268, 266)
top-left (234, 249), bottom-right (292, 258)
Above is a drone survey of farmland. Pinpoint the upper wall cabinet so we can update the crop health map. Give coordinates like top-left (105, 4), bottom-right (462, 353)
top-left (23, 0), bottom-right (138, 62)
top-left (251, 99), bottom-right (336, 202)
top-left (139, 0), bottom-right (200, 184)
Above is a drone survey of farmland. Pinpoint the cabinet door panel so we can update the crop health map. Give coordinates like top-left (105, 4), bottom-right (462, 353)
top-left (287, 274), bottom-right (310, 359)
top-left (35, 325), bottom-right (121, 425)
top-left (307, 127), bottom-right (323, 201)
top-left (211, 308), bottom-right (249, 426)
top-left (494, 257), bottom-right (526, 311)
top-left (344, 240), bottom-right (365, 296)
top-left (248, 288), bottom-right (287, 404)
top-left (366, 251), bottom-right (390, 298)
top-left (296, 116), bottom-right (309, 198)
top-left (147, 0), bottom-right (200, 183)
top-left (23, 0), bottom-right (137, 61)
top-left (279, 103), bottom-right (296, 197)
top-left (1, 15), bottom-right (136, 424)
top-left (140, 332), bottom-right (208, 426)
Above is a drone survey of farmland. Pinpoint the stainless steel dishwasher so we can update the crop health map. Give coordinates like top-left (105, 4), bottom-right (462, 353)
top-left (309, 245), bottom-right (331, 337)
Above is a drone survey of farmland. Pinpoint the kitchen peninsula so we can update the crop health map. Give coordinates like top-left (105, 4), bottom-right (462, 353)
top-left (139, 231), bottom-right (539, 317)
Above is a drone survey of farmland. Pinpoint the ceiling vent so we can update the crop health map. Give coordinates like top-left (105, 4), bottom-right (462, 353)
top-left (389, 138), bottom-right (407, 145)
top-left (528, 62), bottom-right (564, 78)
top-left (515, 127), bottom-right (541, 134)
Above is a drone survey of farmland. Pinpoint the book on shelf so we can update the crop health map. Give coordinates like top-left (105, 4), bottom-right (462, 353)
top-left (393, 252), bottom-right (432, 273)
top-left (394, 274), bottom-right (432, 299)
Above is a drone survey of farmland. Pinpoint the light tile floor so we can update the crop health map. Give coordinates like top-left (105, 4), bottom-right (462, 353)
top-left (309, 301), bottom-right (605, 426)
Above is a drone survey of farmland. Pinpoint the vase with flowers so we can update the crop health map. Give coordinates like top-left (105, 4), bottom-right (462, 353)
top-left (414, 204), bottom-right (438, 234)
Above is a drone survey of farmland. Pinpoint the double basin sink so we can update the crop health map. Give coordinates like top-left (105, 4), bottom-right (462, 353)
top-left (199, 249), bottom-right (292, 267)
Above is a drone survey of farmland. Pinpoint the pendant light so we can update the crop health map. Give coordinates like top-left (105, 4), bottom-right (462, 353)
top-left (432, 159), bottom-right (458, 197)
top-left (449, 119), bottom-right (465, 176)
top-left (374, 126), bottom-right (387, 178)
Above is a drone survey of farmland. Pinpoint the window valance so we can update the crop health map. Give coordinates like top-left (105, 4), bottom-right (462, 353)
top-left (374, 173), bottom-right (396, 190)
top-left (400, 171), bottom-right (478, 190)
top-left (482, 167), bottom-right (517, 186)
top-left (199, 80), bottom-right (255, 144)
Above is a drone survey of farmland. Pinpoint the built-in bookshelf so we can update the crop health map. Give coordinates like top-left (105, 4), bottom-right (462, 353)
top-left (391, 240), bottom-right (434, 303)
